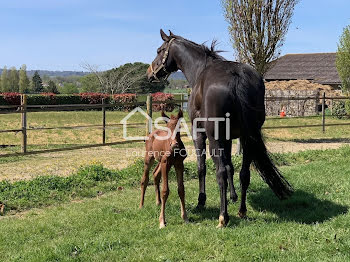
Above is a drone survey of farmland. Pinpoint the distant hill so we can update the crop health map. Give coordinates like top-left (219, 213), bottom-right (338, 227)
top-left (0, 69), bottom-right (88, 78)
top-left (169, 71), bottom-right (186, 80)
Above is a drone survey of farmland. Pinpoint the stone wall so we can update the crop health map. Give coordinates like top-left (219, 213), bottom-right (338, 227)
top-left (265, 89), bottom-right (320, 116)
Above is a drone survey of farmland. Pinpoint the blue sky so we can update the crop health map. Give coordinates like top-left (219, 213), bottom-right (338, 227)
top-left (0, 0), bottom-right (349, 71)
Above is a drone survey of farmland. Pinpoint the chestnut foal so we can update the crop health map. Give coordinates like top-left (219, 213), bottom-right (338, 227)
top-left (139, 109), bottom-right (188, 228)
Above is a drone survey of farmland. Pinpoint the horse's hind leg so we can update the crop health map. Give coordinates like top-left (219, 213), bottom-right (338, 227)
top-left (209, 139), bottom-right (229, 228)
top-left (159, 160), bottom-right (170, 229)
top-left (174, 160), bottom-right (188, 223)
top-left (238, 139), bottom-right (252, 218)
top-left (193, 132), bottom-right (207, 207)
top-left (153, 163), bottom-right (161, 206)
top-left (139, 156), bottom-right (154, 208)
top-left (225, 140), bottom-right (238, 203)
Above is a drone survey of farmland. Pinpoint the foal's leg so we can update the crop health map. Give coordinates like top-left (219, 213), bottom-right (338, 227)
top-left (159, 160), bottom-right (170, 229)
top-left (193, 132), bottom-right (207, 207)
top-left (139, 155), bottom-right (154, 208)
top-left (153, 163), bottom-right (161, 206)
top-left (209, 139), bottom-right (229, 228)
top-left (174, 160), bottom-right (188, 223)
top-left (224, 140), bottom-right (238, 203)
top-left (238, 140), bottom-right (253, 218)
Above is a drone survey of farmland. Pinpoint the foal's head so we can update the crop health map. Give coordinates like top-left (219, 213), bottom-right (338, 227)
top-left (161, 109), bottom-right (183, 151)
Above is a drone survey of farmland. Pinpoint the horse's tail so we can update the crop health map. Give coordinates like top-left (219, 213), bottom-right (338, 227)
top-left (233, 65), bottom-right (294, 199)
top-left (244, 131), bottom-right (294, 199)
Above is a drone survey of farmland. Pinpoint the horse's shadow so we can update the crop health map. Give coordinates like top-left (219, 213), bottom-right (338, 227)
top-left (249, 188), bottom-right (348, 224)
top-left (189, 189), bottom-right (348, 225)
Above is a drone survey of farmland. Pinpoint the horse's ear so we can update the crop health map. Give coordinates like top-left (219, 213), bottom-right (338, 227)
top-left (160, 29), bottom-right (169, 41)
top-left (161, 110), bottom-right (169, 122)
top-left (169, 30), bottom-right (175, 37)
top-left (177, 109), bottom-right (183, 119)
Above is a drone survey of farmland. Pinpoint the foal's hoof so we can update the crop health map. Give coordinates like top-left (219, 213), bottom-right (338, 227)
top-left (159, 222), bottom-right (166, 229)
top-left (216, 215), bottom-right (228, 228)
top-left (238, 211), bottom-right (247, 219)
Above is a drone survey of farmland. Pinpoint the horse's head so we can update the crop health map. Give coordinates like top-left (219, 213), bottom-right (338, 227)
top-left (161, 109), bottom-right (183, 150)
top-left (147, 29), bottom-right (178, 82)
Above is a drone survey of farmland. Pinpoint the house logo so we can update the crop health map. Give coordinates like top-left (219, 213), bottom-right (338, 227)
top-left (120, 107), bottom-right (152, 140)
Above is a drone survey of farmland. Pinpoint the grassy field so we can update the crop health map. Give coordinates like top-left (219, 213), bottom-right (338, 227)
top-left (1, 110), bottom-right (350, 155)
top-left (0, 147), bottom-right (350, 261)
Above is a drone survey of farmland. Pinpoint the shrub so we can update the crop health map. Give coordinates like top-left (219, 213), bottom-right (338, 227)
top-left (151, 92), bottom-right (175, 112)
top-left (111, 93), bottom-right (137, 111)
top-left (332, 100), bottom-right (347, 119)
top-left (79, 93), bottom-right (110, 104)
top-left (0, 93), bottom-right (21, 105)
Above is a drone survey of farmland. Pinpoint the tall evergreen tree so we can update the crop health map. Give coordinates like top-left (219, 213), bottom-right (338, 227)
top-left (1, 66), bottom-right (9, 92)
top-left (32, 71), bottom-right (44, 93)
top-left (19, 64), bottom-right (30, 93)
top-left (47, 80), bottom-right (59, 94)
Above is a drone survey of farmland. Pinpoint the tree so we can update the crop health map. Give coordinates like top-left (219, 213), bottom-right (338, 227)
top-left (336, 25), bottom-right (350, 91)
top-left (19, 64), bottom-right (30, 93)
top-left (80, 74), bottom-right (100, 93)
top-left (222, 0), bottom-right (299, 75)
top-left (47, 80), bottom-right (59, 94)
top-left (8, 67), bottom-right (19, 92)
top-left (58, 83), bottom-right (79, 94)
top-left (1, 66), bottom-right (9, 92)
top-left (32, 71), bottom-right (44, 93)
top-left (82, 62), bottom-right (167, 94)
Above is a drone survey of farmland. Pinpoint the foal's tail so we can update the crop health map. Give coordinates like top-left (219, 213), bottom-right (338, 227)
top-left (244, 132), bottom-right (294, 200)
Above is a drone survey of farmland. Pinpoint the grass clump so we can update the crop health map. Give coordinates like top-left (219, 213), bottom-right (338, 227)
top-left (0, 164), bottom-right (121, 212)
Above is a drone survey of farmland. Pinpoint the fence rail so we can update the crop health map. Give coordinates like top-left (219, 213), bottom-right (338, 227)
top-left (1, 93), bottom-right (350, 157)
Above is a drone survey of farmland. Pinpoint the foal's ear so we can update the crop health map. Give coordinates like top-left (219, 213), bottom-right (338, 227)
top-left (160, 29), bottom-right (169, 42)
top-left (161, 110), bottom-right (170, 122)
top-left (177, 109), bottom-right (183, 119)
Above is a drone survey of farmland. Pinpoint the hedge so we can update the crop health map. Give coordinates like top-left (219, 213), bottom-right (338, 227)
top-left (0, 92), bottom-right (175, 111)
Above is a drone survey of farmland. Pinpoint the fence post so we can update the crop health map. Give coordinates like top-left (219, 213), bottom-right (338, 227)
top-left (322, 92), bottom-right (326, 133)
top-left (21, 94), bottom-right (27, 153)
top-left (146, 95), bottom-right (152, 135)
top-left (102, 98), bottom-right (106, 144)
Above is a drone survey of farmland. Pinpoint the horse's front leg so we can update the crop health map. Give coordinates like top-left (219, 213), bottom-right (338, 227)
top-left (209, 139), bottom-right (229, 228)
top-left (139, 155), bottom-right (154, 208)
top-left (193, 132), bottom-right (207, 207)
top-left (174, 160), bottom-right (189, 223)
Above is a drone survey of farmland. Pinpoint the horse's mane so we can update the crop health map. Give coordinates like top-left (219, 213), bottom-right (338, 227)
top-left (172, 35), bottom-right (226, 61)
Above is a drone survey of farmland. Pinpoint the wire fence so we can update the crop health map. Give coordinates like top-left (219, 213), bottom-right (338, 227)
top-left (1, 93), bottom-right (350, 157)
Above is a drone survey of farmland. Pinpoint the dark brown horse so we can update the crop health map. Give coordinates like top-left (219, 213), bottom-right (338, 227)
top-left (147, 30), bottom-right (293, 228)
top-left (139, 109), bottom-right (188, 228)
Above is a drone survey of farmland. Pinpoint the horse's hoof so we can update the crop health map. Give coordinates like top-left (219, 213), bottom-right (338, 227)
top-left (216, 215), bottom-right (228, 228)
top-left (156, 201), bottom-right (161, 206)
top-left (197, 193), bottom-right (206, 207)
top-left (159, 223), bottom-right (166, 229)
top-left (183, 217), bottom-right (189, 223)
top-left (238, 211), bottom-right (247, 219)
top-left (230, 194), bottom-right (238, 203)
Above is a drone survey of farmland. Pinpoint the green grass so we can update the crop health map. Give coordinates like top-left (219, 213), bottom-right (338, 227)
top-left (1, 147), bottom-right (350, 261)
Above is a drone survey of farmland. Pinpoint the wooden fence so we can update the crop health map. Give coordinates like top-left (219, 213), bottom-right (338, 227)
top-left (1, 93), bottom-right (350, 157)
